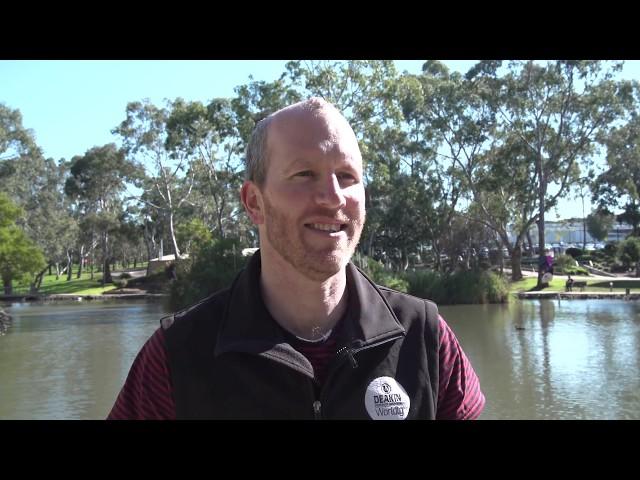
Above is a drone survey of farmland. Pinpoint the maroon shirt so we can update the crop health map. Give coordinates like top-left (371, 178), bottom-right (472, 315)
top-left (108, 315), bottom-right (485, 420)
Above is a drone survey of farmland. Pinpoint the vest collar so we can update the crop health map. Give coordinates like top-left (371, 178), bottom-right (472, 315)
top-left (213, 251), bottom-right (405, 373)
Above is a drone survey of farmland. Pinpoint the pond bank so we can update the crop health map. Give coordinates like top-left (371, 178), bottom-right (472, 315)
top-left (0, 292), bottom-right (168, 302)
top-left (517, 291), bottom-right (640, 300)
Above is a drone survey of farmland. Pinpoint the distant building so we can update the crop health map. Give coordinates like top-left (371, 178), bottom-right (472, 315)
top-left (508, 219), bottom-right (633, 246)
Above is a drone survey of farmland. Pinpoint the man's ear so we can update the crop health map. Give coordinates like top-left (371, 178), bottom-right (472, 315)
top-left (240, 181), bottom-right (265, 225)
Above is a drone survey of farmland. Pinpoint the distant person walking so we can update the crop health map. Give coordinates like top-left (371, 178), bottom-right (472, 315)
top-left (566, 274), bottom-right (574, 292)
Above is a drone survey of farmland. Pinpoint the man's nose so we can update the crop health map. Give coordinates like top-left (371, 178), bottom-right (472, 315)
top-left (315, 174), bottom-right (346, 209)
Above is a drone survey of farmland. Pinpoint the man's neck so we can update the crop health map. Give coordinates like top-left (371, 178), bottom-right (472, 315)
top-left (259, 252), bottom-right (349, 341)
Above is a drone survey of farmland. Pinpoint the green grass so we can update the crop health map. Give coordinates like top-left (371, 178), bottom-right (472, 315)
top-left (13, 272), bottom-right (117, 295)
top-left (509, 276), bottom-right (640, 293)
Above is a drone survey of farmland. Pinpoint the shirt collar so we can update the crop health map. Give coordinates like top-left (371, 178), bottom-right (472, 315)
top-left (214, 251), bottom-right (405, 364)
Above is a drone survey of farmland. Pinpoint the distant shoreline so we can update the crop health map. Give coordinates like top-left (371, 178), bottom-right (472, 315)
top-left (0, 293), bottom-right (168, 302)
top-left (517, 291), bottom-right (640, 300)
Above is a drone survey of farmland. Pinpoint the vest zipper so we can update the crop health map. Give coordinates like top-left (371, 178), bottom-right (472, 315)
top-left (313, 400), bottom-right (322, 420)
top-left (347, 334), bottom-right (404, 359)
top-left (316, 334), bottom-right (405, 419)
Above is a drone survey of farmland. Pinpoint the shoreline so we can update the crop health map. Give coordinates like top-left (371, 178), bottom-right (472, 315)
top-left (516, 291), bottom-right (640, 300)
top-left (0, 293), bottom-right (168, 302)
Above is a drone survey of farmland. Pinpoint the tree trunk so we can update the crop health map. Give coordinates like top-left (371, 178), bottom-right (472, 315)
top-left (537, 159), bottom-right (547, 288)
top-left (3, 276), bottom-right (13, 295)
top-left (526, 230), bottom-right (534, 255)
top-left (495, 239), bottom-right (504, 275)
top-left (34, 264), bottom-right (49, 291)
top-left (169, 211), bottom-right (181, 260)
top-left (66, 249), bottom-right (73, 281)
top-left (77, 244), bottom-right (85, 279)
top-left (511, 244), bottom-right (523, 281)
top-left (102, 232), bottom-right (112, 285)
top-left (103, 258), bottom-right (112, 285)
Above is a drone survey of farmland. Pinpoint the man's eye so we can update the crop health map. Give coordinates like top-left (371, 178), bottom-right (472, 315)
top-left (295, 171), bottom-right (313, 177)
top-left (337, 172), bottom-right (357, 182)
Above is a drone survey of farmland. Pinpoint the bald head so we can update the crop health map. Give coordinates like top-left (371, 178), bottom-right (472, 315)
top-left (245, 98), bottom-right (359, 187)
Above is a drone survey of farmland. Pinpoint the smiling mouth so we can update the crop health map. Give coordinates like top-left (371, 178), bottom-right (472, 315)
top-left (305, 223), bottom-right (347, 233)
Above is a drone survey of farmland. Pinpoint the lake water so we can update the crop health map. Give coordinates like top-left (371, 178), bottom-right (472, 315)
top-left (1, 298), bottom-right (638, 419)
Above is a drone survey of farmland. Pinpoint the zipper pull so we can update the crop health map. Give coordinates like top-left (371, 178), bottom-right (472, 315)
top-left (313, 400), bottom-right (322, 420)
top-left (346, 348), bottom-right (358, 368)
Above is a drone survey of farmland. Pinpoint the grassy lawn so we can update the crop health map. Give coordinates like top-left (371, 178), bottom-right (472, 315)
top-left (13, 272), bottom-right (117, 295)
top-left (509, 276), bottom-right (640, 293)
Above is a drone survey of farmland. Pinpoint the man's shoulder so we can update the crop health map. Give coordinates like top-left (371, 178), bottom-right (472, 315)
top-left (376, 284), bottom-right (438, 311)
top-left (160, 287), bottom-right (232, 331)
top-left (375, 284), bottom-right (439, 328)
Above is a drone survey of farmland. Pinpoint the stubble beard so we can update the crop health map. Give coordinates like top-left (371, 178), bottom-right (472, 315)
top-left (262, 195), bottom-right (365, 282)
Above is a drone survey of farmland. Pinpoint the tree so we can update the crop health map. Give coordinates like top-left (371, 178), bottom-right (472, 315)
top-left (165, 98), bottom-right (245, 240)
top-left (394, 63), bottom-right (498, 274)
top-left (592, 101), bottom-right (640, 234)
top-left (0, 193), bottom-right (46, 294)
top-left (113, 99), bottom-right (199, 259)
top-left (586, 210), bottom-right (615, 242)
top-left (1, 105), bottom-right (80, 289)
top-left (65, 144), bottom-right (139, 285)
top-left (467, 60), bottom-right (635, 284)
top-left (618, 237), bottom-right (640, 276)
top-left (0, 103), bottom-right (40, 165)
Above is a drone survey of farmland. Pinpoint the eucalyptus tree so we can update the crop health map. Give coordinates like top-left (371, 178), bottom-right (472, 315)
top-left (393, 62), bottom-right (495, 273)
top-left (592, 101), bottom-right (640, 235)
top-left (586, 210), bottom-right (615, 242)
top-left (0, 103), bottom-right (39, 167)
top-left (472, 60), bottom-right (635, 285)
top-left (231, 76), bottom-right (303, 146)
top-left (113, 99), bottom-right (197, 259)
top-left (165, 98), bottom-right (246, 240)
top-left (65, 144), bottom-right (139, 285)
top-left (0, 193), bottom-right (46, 295)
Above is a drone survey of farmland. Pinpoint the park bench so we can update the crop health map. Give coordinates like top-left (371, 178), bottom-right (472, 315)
top-left (570, 281), bottom-right (587, 292)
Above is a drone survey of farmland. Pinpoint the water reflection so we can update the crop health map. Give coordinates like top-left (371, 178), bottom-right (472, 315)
top-left (2, 298), bottom-right (639, 419)
top-left (0, 300), bottom-right (167, 420)
top-left (441, 299), bottom-right (640, 419)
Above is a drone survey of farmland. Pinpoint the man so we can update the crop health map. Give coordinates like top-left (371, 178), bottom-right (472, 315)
top-left (108, 98), bottom-right (485, 420)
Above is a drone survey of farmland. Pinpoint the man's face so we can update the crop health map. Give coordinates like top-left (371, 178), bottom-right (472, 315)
top-left (256, 109), bottom-right (365, 281)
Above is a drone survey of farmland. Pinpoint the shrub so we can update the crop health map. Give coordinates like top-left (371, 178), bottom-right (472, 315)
top-left (405, 269), bottom-right (509, 304)
top-left (604, 243), bottom-right (617, 256)
top-left (563, 266), bottom-right (589, 275)
top-left (170, 237), bottom-right (249, 311)
top-left (617, 237), bottom-right (640, 269)
top-left (119, 272), bottom-right (132, 279)
top-left (404, 270), bottom-right (446, 302)
top-left (555, 254), bottom-right (578, 271)
top-left (358, 256), bottom-right (409, 292)
top-left (565, 247), bottom-right (584, 259)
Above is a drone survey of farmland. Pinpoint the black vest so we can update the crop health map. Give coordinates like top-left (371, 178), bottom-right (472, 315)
top-left (162, 252), bottom-right (440, 419)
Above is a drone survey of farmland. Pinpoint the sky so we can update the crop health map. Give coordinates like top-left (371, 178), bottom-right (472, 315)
top-left (1, 60), bottom-right (639, 220)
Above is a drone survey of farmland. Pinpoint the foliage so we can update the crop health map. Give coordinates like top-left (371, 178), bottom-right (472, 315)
top-left (3, 62), bottom-right (640, 301)
top-left (357, 256), bottom-right (409, 292)
top-left (169, 237), bottom-right (248, 310)
top-left (0, 193), bottom-right (47, 293)
top-left (404, 268), bottom-right (509, 304)
top-left (565, 247), bottom-right (584, 258)
top-left (586, 210), bottom-right (616, 241)
top-left (617, 237), bottom-right (640, 269)
top-left (554, 254), bottom-right (578, 271)
top-left (176, 218), bottom-right (213, 255)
